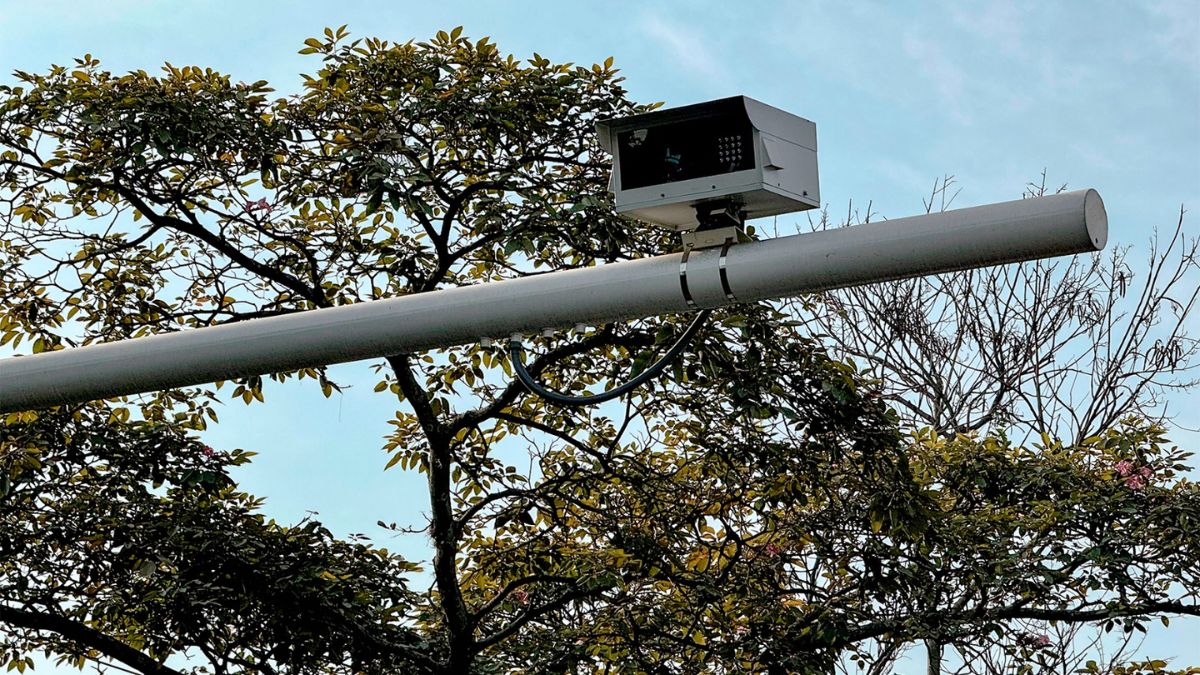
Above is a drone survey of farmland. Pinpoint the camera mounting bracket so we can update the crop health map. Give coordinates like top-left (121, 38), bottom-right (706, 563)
top-left (680, 200), bottom-right (749, 250)
top-left (678, 200), bottom-right (749, 308)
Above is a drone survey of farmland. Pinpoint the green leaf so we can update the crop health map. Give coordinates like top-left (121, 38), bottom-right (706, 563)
top-left (384, 452), bottom-right (404, 470)
top-left (366, 188), bottom-right (383, 213)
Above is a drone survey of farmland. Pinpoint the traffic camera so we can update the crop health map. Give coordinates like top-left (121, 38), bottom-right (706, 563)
top-left (596, 96), bottom-right (820, 231)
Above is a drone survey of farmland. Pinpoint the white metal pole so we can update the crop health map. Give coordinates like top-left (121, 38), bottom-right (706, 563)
top-left (0, 189), bottom-right (1107, 413)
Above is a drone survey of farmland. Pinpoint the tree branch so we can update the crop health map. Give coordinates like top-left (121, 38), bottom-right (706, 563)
top-left (384, 353), bottom-right (473, 665)
top-left (0, 604), bottom-right (186, 675)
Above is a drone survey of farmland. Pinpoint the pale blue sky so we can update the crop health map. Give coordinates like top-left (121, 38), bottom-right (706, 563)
top-left (2, 1), bottom-right (1198, 670)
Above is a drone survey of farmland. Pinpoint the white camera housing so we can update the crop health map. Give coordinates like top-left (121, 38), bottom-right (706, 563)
top-left (596, 96), bottom-right (820, 231)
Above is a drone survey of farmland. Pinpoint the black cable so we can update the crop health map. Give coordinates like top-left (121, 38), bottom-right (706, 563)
top-left (508, 309), bottom-right (713, 406)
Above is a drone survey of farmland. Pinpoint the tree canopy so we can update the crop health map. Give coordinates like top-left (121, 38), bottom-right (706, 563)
top-left (2, 28), bottom-right (1198, 675)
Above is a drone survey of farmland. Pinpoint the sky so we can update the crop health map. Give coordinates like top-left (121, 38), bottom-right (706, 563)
top-left (2, 0), bottom-right (1198, 671)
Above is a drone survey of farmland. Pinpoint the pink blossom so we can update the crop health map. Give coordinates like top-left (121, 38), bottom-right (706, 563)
top-left (512, 588), bottom-right (528, 605)
top-left (245, 198), bottom-right (271, 212)
top-left (202, 445), bottom-right (215, 458)
top-left (1019, 632), bottom-right (1052, 648)
top-left (764, 543), bottom-right (782, 557)
top-left (1114, 461), bottom-right (1153, 490)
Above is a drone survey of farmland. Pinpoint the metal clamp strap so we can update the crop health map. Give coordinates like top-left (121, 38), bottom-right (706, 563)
top-left (718, 237), bottom-right (737, 302)
top-left (679, 245), bottom-right (698, 309)
top-left (681, 238), bottom-right (738, 308)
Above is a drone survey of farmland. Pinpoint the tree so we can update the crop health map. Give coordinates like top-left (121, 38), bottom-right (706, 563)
top-left (799, 173), bottom-right (1200, 672)
top-left (0, 406), bottom-right (431, 674)
top-left (803, 173), bottom-right (1200, 447)
top-left (2, 28), bottom-right (1198, 674)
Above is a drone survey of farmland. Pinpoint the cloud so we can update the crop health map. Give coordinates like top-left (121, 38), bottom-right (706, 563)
top-left (872, 156), bottom-right (942, 202)
top-left (756, 3), bottom-right (892, 100)
top-left (1069, 140), bottom-right (1118, 172)
top-left (636, 13), bottom-right (732, 90)
top-left (1143, 0), bottom-right (1200, 76)
top-left (0, 0), bottom-right (166, 30)
top-left (901, 32), bottom-right (972, 125)
top-left (946, 1), bottom-right (1029, 55)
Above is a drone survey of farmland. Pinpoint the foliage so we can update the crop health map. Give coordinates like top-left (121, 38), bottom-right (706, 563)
top-left (799, 173), bottom-right (1200, 671)
top-left (0, 406), bottom-right (429, 674)
top-left (2, 27), bottom-right (1198, 674)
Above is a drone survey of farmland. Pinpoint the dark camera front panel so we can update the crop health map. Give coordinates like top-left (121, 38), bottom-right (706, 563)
top-left (617, 114), bottom-right (754, 190)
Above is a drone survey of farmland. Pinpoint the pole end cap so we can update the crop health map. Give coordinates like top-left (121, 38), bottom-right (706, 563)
top-left (1084, 188), bottom-right (1108, 251)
